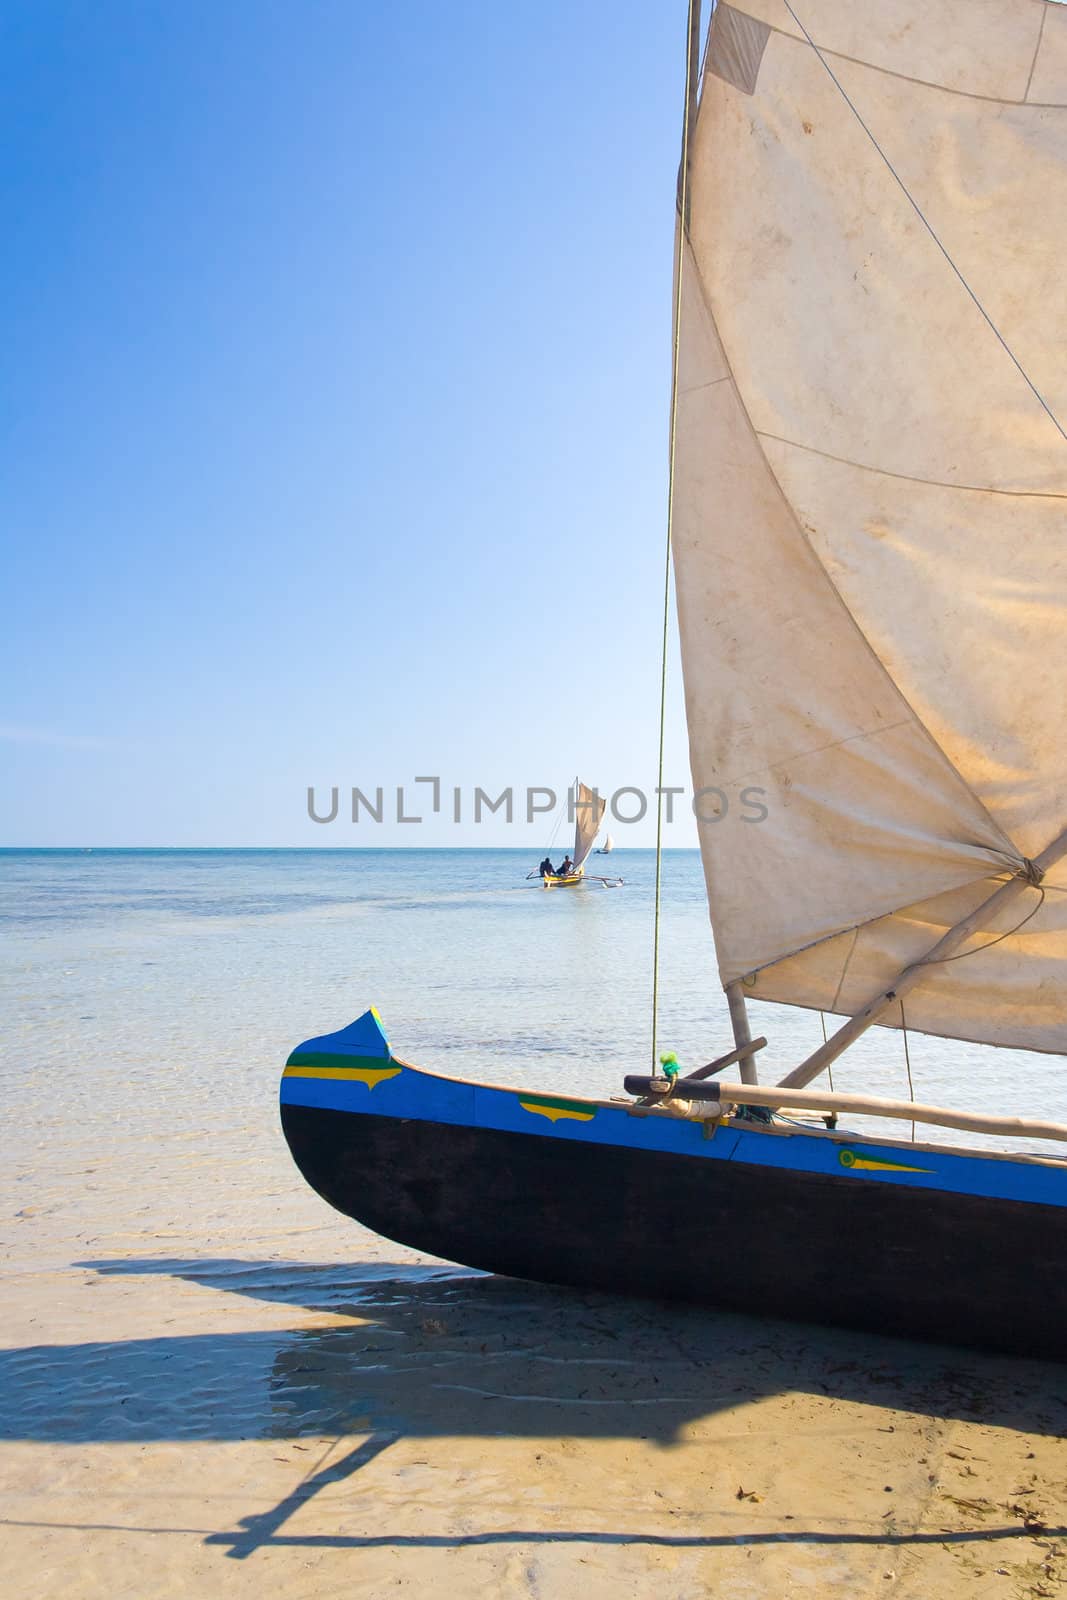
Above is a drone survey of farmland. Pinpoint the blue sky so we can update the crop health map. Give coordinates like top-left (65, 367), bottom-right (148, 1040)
top-left (2, 0), bottom-right (701, 846)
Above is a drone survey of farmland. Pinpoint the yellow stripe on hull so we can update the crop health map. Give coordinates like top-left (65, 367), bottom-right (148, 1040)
top-left (283, 1064), bottom-right (402, 1089)
top-left (838, 1148), bottom-right (931, 1175)
top-left (518, 1097), bottom-right (596, 1123)
top-left (542, 872), bottom-right (584, 888)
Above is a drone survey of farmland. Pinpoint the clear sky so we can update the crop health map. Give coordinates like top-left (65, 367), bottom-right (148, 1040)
top-left (1, 0), bottom-right (703, 847)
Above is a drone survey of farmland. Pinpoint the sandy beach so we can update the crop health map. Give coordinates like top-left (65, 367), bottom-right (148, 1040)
top-left (4, 1197), bottom-right (1065, 1597)
top-left (6, 0), bottom-right (1067, 1584)
top-left (2, 850), bottom-right (1064, 1597)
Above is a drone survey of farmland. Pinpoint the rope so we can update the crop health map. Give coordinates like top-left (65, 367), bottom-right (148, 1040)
top-left (915, 886), bottom-right (1046, 968)
top-left (1019, 857), bottom-right (1045, 887)
top-left (652, 0), bottom-right (699, 1071)
top-left (818, 1010), bottom-right (835, 1094)
top-left (900, 999), bottom-right (916, 1143)
top-left (781, 1), bottom-right (1067, 446)
top-left (546, 787), bottom-right (569, 855)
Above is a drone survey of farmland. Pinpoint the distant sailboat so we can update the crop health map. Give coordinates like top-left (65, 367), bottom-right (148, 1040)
top-left (541, 780), bottom-right (606, 887)
top-left (596, 833), bottom-right (615, 855)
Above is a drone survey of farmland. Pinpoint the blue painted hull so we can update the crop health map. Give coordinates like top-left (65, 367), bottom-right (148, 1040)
top-left (280, 1011), bottom-right (1067, 1358)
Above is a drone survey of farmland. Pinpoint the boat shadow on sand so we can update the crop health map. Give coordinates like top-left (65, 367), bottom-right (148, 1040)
top-left (9, 1256), bottom-right (1066, 1560)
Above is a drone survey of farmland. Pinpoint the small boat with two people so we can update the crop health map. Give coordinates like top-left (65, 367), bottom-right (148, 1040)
top-left (532, 780), bottom-right (622, 888)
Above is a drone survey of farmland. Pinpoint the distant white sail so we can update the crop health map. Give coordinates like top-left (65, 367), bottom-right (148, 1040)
top-left (672, 1), bottom-right (1067, 1053)
top-left (602, 833), bottom-right (615, 853)
top-left (572, 782), bottom-right (607, 872)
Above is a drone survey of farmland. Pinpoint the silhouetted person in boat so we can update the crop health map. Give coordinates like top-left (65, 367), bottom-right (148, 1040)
top-left (557, 856), bottom-right (575, 876)
top-left (539, 856), bottom-right (555, 878)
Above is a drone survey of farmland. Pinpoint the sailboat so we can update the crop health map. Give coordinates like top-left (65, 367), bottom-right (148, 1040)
top-left (281, 0), bottom-right (1067, 1359)
top-left (596, 833), bottom-right (615, 855)
top-left (540, 780), bottom-right (606, 887)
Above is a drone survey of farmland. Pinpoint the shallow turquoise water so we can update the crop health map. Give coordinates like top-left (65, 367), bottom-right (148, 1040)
top-left (1, 870), bottom-right (1061, 1591)
top-left (1, 848), bottom-right (1064, 1180)
top-left (0, 847), bottom-right (725, 1091)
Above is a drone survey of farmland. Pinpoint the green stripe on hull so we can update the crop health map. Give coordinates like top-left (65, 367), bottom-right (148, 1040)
top-left (286, 1050), bottom-right (393, 1070)
top-left (517, 1093), bottom-right (596, 1123)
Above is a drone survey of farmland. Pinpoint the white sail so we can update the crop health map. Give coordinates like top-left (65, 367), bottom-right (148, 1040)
top-left (572, 782), bottom-right (607, 872)
top-left (672, 0), bottom-right (1067, 1053)
top-left (602, 833), bottom-right (615, 853)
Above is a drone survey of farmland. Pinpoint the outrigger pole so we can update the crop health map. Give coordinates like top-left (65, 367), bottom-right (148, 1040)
top-left (777, 825), bottom-right (1067, 1092)
top-left (623, 1073), bottom-right (1067, 1146)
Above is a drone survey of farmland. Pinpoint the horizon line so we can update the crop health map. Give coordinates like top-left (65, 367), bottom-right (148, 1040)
top-left (0, 843), bottom-right (700, 852)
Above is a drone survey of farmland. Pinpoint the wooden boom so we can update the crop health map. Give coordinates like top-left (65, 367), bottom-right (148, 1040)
top-left (623, 1075), bottom-right (1067, 1145)
top-left (777, 825), bottom-right (1067, 1092)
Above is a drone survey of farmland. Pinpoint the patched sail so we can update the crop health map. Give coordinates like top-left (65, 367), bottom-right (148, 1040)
top-left (572, 782), bottom-right (607, 871)
top-left (672, 0), bottom-right (1067, 1052)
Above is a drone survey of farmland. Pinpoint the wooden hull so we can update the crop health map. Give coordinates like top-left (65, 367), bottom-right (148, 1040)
top-left (281, 1011), bottom-right (1067, 1360)
top-left (542, 871), bottom-right (583, 887)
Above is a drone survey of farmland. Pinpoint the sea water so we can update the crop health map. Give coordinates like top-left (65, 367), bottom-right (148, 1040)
top-left (1, 846), bottom-right (1064, 1595)
top-left (2, 846), bottom-right (1064, 1215)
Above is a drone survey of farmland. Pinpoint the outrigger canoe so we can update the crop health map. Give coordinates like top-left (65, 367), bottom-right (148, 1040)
top-left (280, 1008), bottom-right (1067, 1360)
top-left (281, 0), bottom-right (1067, 1366)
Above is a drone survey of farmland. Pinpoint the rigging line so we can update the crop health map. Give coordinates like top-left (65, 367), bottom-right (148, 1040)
top-left (780, 0), bottom-right (1067, 448)
top-left (900, 999), bottom-right (916, 1143)
top-left (545, 789), bottom-right (568, 856)
top-left (755, 429), bottom-right (1067, 501)
top-left (1023, 6), bottom-right (1048, 106)
top-left (913, 885), bottom-right (1046, 966)
top-left (756, 18), bottom-right (1060, 111)
top-left (653, 0), bottom-right (700, 1072)
top-left (528, 794), bottom-right (568, 877)
top-left (818, 1010), bottom-right (834, 1093)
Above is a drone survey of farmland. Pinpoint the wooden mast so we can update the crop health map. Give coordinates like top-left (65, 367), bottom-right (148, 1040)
top-left (727, 980), bottom-right (760, 1086)
top-left (778, 826), bottom-right (1067, 1091)
top-left (680, 0), bottom-right (701, 230)
top-left (673, 1), bottom-right (763, 1086)
top-left (652, 0), bottom-right (704, 1070)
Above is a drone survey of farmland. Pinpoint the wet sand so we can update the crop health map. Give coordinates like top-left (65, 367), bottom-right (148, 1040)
top-left (2, 850), bottom-right (1064, 1596)
top-left (2, 1207), bottom-right (1065, 1598)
